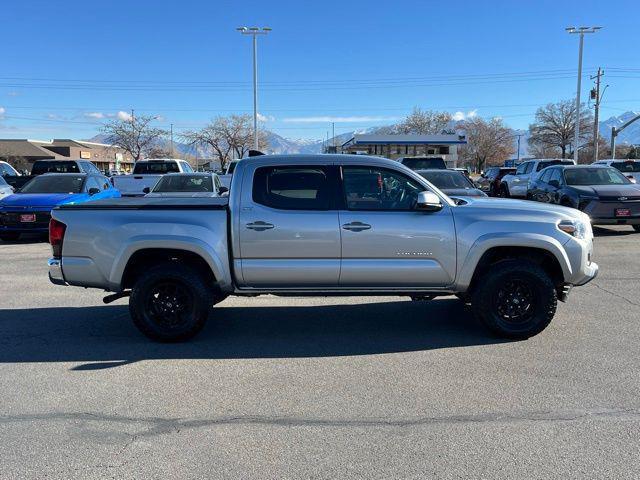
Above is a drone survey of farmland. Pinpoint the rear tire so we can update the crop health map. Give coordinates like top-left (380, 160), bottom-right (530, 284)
top-left (499, 184), bottom-right (510, 198)
top-left (0, 233), bottom-right (20, 241)
top-left (471, 260), bottom-right (557, 339)
top-left (129, 263), bottom-right (214, 342)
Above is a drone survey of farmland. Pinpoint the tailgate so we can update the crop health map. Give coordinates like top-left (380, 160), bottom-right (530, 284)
top-left (113, 175), bottom-right (163, 196)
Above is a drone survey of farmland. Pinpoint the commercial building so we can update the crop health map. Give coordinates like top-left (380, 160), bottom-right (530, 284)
top-left (0, 139), bottom-right (134, 173)
top-left (341, 133), bottom-right (467, 167)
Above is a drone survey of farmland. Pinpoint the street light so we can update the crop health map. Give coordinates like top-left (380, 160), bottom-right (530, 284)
top-left (237, 26), bottom-right (271, 151)
top-left (566, 26), bottom-right (601, 162)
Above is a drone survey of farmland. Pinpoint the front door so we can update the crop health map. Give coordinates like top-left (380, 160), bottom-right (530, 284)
top-left (338, 166), bottom-right (457, 288)
top-left (238, 165), bottom-right (341, 288)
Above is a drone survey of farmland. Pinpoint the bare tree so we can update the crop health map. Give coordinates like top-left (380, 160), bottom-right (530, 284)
top-left (460, 117), bottom-right (514, 173)
top-left (528, 100), bottom-right (593, 159)
top-left (396, 107), bottom-right (452, 135)
top-left (101, 114), bottom-right (168, 161)
top-left (0, 148), bottom-right (30, 173)
top-left (182, 114), bottom-right (268, 171)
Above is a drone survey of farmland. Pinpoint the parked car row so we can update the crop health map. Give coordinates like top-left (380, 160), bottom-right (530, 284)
top-left (0, 159), bottom-right (225, 241)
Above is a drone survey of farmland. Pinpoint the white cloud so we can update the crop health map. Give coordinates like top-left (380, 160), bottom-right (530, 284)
top-left (257, 113), bottom-right (275, 122)
top-left (452, 109), bottom-right (478, 121)
top-left (0, 107), bottom-right (5, 117)
top-left (117, 110), bottom-right (132, 121)
top-left (283, 115), bottom-right (399, 123)
top-left (85, 112), bottom-right (105, 119)
top-left (6, 91), bottom-right (20, 97)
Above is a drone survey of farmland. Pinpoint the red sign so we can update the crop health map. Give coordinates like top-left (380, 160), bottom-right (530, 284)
top-left (615, 208), bottom-right (631, 217)
top-left (20, 214), bottom-right (36, 223)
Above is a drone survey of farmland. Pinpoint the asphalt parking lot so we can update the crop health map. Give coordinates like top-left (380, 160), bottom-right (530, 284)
top-left (1, 227), bottom-right (639, 479)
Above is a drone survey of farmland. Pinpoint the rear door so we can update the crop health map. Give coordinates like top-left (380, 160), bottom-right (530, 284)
top-left (338, 165), bottom-right (456, 287)
top-left (238, 165), bottom-right (341, 287)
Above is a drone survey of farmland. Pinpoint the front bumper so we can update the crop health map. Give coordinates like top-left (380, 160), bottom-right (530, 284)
top-left (581, 199), bottom-right (640, 225)
top-left (48, 258), bottom-right (67, 286)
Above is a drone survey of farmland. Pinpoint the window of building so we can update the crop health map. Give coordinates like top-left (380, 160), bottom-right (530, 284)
top-left (252, 166), bottom-right (332, 210)
top-left (440, 146), bottom-right (450, 155)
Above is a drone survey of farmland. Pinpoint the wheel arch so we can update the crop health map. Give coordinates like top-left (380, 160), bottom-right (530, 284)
top-left (457, 234), bottom-right (571, 293)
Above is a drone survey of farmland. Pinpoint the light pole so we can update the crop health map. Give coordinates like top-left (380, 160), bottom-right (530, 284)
top-left (237, 26), bottom-right (271, 151)
top-left (566, 26), bottom-right (601, 163)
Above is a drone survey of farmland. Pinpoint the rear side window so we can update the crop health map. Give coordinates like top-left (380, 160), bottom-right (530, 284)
top-left (539, 169), bottom-right (553, 183)
top-left (537, 160), bottom-right (573, 172)
top-left (32, 161), bottom-right (80, 175)
top-left (252, 166), bottom-right (331, 210)
top-left (515, 162), bottom-right (530, 175)
top-left (133, 161), bottom-right (180, 174)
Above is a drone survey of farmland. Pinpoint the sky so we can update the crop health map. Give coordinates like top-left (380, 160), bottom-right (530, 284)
top-left (1, 0), bottom-right (639, 142)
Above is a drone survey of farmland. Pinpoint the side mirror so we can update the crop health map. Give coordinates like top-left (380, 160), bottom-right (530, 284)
top-left (548, 180), bottom-right (560, 188)
top-left (415, 191), bottom-right (443, 212)
top-left (142, 187), bottom-right (151, 194)
top-left (218, 186), bottom-right (229, 195)
top-left (88, 187), bottom-right (100, 196)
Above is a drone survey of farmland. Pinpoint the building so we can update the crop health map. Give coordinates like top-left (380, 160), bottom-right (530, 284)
top-left (0, 139), bottom-right (134, 173)
top-left (341, 133), bottom-right (467, 167)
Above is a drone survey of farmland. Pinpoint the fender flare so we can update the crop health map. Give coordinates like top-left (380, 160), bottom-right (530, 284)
top-left (455, 232), bottom-right (572, 291)
top-left (108, 235), bottom-right (230, 291)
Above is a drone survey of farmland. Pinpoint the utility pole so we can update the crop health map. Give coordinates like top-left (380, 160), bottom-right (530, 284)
top-left (170, 123), bottom-right (174, 157)
top-left (590, 68), bottom-right (604, 162)
top-left (566, 26), bottom-right (601, 163)
top-left (237, 26), bottom-right (271, 151)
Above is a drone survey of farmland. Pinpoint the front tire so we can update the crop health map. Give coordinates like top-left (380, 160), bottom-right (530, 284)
top-left (471, 260), bottom-right (557, 339)
top-left (633, 225), bottom-right (640, 233)
top-left (499, 184), bottom-right (510, 198)
top-left (129, 263), bottom-right (214, 342)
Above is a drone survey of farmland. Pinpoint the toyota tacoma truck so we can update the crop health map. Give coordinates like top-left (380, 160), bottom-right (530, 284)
top-left (48, 154), bottom-right (598, 342)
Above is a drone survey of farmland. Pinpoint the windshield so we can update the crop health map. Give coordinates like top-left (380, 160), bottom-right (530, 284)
top-left (31, 161), bottom-right (80, 175)
top-left (20, 175), bottom-right (85, 194)
top-left (133, 161), bottom-right (180, 174)
top-left (227, 162), bottom-right (238, 174)
top-left (611, 161), bottom-right (640, 173)
top-left (419, 170), bottom-right (474, 189)
top-left (153, 175), bottom-right (214, 192)
top-left (564, 168), bottom-right (631, 186)
top-left (401, 158), bottom-right (446, 170)
top-left (0, 176), bottom-right (8, 186)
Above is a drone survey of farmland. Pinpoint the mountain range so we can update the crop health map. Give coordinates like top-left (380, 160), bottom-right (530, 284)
top-left (88, 111), bottom-right (640, 158)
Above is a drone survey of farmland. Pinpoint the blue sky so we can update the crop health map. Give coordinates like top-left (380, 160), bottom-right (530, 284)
top-left (1, 0), bottom-right (639, 141)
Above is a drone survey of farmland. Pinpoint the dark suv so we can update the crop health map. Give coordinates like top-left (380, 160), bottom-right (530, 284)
top-left (5, 160), bottom-right (102, 190)
top-left (476, 167), bottom-right (516, 196)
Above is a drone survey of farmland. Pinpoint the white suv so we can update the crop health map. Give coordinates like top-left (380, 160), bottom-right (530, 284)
top-left (500, 159), bottom-right (575, 198)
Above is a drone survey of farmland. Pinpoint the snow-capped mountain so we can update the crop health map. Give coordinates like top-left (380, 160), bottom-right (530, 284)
top-left (599, 111), bottom-right (640, 145)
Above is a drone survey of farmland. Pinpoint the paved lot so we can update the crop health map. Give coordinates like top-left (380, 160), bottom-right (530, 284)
top-left (1, 227), bottom-right (639, 479)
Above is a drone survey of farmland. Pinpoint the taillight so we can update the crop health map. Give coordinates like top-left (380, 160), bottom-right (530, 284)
top-left (49, 219), bottom-right (66, 258)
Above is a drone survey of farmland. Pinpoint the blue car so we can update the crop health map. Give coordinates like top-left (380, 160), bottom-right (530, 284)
top-left (0, 173), bottom-right (120, 241)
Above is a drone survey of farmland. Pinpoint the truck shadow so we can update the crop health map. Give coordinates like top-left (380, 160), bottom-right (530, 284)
top-left (593, 226), bottom-right (637, 237)
top-left (0, 299), bottom-right (506, 369)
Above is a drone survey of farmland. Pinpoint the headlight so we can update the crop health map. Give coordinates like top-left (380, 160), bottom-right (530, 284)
top-left (558, 219), bottom-right (587, 239)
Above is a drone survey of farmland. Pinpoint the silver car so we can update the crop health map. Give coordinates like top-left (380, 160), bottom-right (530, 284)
top-left (144, 172), bottom-right (227, 197)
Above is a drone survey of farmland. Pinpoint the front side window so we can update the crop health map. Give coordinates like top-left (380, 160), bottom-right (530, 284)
top-left (253, 166), bottom-right (331, 210)
top-left (20, 175), bottom-right (85, 194)
top-left (343, 166), bottom-right (423, 211)
top-left (515, 162), bottom-right (530, 175)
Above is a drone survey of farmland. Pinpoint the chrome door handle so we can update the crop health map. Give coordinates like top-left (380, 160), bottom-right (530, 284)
top-left (342, 221), bottom-right (371, 232)
top-left (246, 221), bottom-right (274, 231)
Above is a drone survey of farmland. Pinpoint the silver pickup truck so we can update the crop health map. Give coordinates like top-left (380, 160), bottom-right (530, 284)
top-left (48, 154), bottom-right (598, 342)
